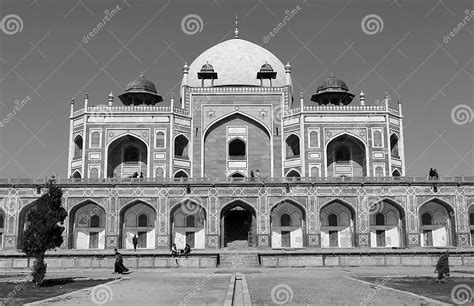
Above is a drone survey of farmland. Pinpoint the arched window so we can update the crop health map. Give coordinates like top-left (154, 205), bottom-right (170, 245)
top-left (155, 132), bottom-right (165, 148)
top-left (91, 132), bottom-right (100, 148)
top-left (328, 213), bottom-right (338, 226)
top-left (310, 166), bottom-right (320, 177)
top-left (124, 146), bottom-right (139, 164)
top-left (90, 215), bottom-right (100, 228)
top-left (335, 145), bottom-right (350, 162)
top-left (138, 214), bottom-right (148, 227)
top-left (286, 170), bottom-right (301, 178)
top-left (470, 213), bottom-right (474, 225)
top-left (72, 171), bottom-right (81, 179)
top-left (174, 170), bottom-right (188, 178)
top-left (89, 168), bottom-right (99, 179)
top-left (392, 169), bottom-right (401, 177)
top-left (174, 135), bottom-right (189, 159)
top-left (375, 166), bottom-right (384, 177)
top-left (185, 215), bottom-right (195, 227)
top-left (73, 135), bottom-right (83, 159)
top-left (422, 212), bottom-right (432, 225)
top-left (390, 134), bottom-right (399, 158)
top-left (281, 214), bottom-right (291, 226)
top-left (230, 172), bottom-right (245, 178)
top-left (309, 131), bottom-right (319, 148)
top-left (375, 213), bottom-right (385, 225)
top-left (286, 135), bottom-right (300, 158)
top-left (373, 131), bottom-right (382, 148)
top-left (228, 139), bottom-right (246, 160)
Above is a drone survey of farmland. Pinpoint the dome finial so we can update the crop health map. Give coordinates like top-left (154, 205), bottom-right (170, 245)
top-left (234, 14), bottom-right (239, 39)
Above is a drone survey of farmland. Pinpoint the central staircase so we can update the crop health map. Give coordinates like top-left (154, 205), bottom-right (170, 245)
top-left (220, 240), bottom-right (259, 268)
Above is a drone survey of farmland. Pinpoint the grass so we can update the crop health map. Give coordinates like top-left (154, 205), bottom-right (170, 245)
top-left (359, 276), bottom-right (474, 304)
top-left (0, 277), bottom-right (116, 305)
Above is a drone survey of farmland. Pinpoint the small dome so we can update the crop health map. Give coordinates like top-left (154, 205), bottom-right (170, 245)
top-left (124, 74), bottom-right (158, 94)
top-left (260, 62), bottom-right (274, 72)
top-left (317, 73), bottom-right (349, 93)
top-left (118, 74), bottom-right (163, 106)
top-left (200, 62), bottom-right (215, 73)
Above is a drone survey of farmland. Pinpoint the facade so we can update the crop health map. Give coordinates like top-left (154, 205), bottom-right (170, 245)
top-left (0, 26), bottom-right (473, 252)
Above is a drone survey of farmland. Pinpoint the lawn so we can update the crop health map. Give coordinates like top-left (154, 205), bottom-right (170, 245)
top-left (0, 277), bottom-right (116, 305)
top-left (359, 276), bottom-right (474, 305)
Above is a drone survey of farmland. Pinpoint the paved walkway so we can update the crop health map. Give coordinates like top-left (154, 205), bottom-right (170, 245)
top-left (5, 267), bottom-right (472, 305)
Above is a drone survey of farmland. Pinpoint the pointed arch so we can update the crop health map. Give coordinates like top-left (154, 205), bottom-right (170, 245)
top-left (73, 134), bottom-right (83, 160)
top-left (285, 133), bottom-right (300, 158)
top-left (202, 111), bottom-right (271, 138)
top-left (285, 169), bottom-right (301, 178)
top-left (390, 133), bottom-right (399, 158)
top-left (170, 198), bottom-right (207, 249)
top-left (105, 133), bottom-right (149, 178)
top-left (17, 200), bottom-right (40, 250)
top-left (68, 199), bottom-right (107, 249)
top-left (418, 198), bottom-right (455, 247)
top-left (119, 199), bottom-right (156, 249)
top-left (325, 132), bottom-right (368, 177)
top-left (174, 134), bottom-right (190, 159)
top-left (174, 169), bottom-right (190, 178)
top-left (71, 170), bottom-right (82, 179)
top-left (220, 199), bottom-right (257, 248)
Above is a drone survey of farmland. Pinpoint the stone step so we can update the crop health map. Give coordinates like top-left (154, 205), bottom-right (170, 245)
top-left (219, 252), bottom-right (259, 268)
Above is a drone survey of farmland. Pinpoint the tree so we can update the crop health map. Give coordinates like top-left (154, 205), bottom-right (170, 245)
top-left (21, 183), bottom-right (67, 285)
top-left (434, 250), bottom-right (450, 283)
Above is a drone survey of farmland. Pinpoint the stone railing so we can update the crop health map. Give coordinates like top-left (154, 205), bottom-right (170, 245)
top-left (72, 105), bottom-right (189, 117)
top-left (285, 105), bottom-right (401, 117)
top-left (1, 176), bottom-right (472, 186)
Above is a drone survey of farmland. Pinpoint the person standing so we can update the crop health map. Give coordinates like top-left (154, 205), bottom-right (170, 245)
top-left (132, 234), bottom-right (138, 251)
top-left (113, 249), bottom-right (129, 274)
top-left (255, 169), bottom-right (260, 180)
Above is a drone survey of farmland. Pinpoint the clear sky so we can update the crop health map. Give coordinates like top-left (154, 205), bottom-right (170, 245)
top-left (0, 0), bottom-right (472, 179)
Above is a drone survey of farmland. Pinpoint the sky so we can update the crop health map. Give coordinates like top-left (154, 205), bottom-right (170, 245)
top-left (0, 0), bottom-right (472, 179)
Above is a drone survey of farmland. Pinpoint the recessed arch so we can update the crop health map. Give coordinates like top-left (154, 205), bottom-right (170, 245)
top-left (170, 198), bottom-right (207, 249)
top-left (319, 198), bottom-right (356, 214)
top-left (228, 138), bottom-right (246, 160)
top-left (106, 133), bottom-right (148, 178)
top-left (418, 198), bottom-right (455, 247)
top-left (229, 171), bottom-right (246, 178)
top-left (285, 133), bottom-right (300, 158)
top-left (285, 169), bottom-right (301, 178)
top-left (270, 199), bottom-right (306, 248)
top-left (392, 169), bottom-right (401, 177)
top-left (174, 134), bottom-right (190, 159)
top-left (17, 200), bottom-right (40, 250)
top-left (202, 111), bottom-right (271, 139)
top-left (174, 169), bottom-right (189, 178)
top-left (390, 133), bottom-right (399, 158)
top-left (71, 170), bottom-right (82, 179)
top-left (68, 199), bottom-right (107, 249)
top-left (73, 135), bottom-right (83, 160)
top-left (220, 199), bottom-right (257, 248)
top-left (325, 132), bottom-right (368, 177)
top-left (320, 199), bottom-right (356, 248)
top-left (119, 200), bottom-right (156, 249)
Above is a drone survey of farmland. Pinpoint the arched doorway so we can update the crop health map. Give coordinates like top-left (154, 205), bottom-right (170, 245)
top-left (170, 200), bottom-right (206, 249)
top-left (119, 201), bottom-right (156, 249)
top-left (390, 134), bottom-right (399, 158)
top-left (286, 169), bottom-right (301, 178)
top-left (369, 200), bottom-right (406, 247)
top-left (68, 201), bottom-right (106, 249)
top-left (320, 201), bottom-right (355, 247)
top-left (419, 200), bottom-right (455, 247)
top-left (107, 135), bottom-right (148, 178)
top-left (0, 209), bottom-right (4, 249)
top-left (270, 201), bottom-right (305, 248)
top-left (174, 170), bottom-right (189, 179)
top-left (326, 134), bottom-right (366, 177)
top-left (17, 201), bottom-right (37, 250)
top-left (73, 135), bottom-right (83, 160)
top-left (285, 134), bottom-right (300, 159)
top-left (220, 201), bottom-right (256, 248)
top-left (72, 171), bottom-right (81, 179)
top-left (174, 135), bottom-right (189, 159)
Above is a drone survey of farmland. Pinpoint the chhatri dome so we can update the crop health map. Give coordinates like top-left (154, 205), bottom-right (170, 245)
top-left (185, 18), bottom-right (287, 87)
top-left (118, 74), bottom-right (163, 106)
top-left (311, 73), bottom-right (355, 105)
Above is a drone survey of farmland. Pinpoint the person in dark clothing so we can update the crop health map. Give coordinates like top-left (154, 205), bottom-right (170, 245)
top-left (171, 244), bottom-right (179, 257)
top-left (250, 170), bottom-right (255, 181)
top-left (182, 244), bottom-right (191, 258)
top-left (132, 172), bottom-right (138, 178)
top-left (139, 172), bottom-right (144, 178)
top-left (428, 168), bottom-right (434, 180)
top-left (132, 234), bottom-right (138, 251)
top-left (114, 249), bottom-right (129, 274)
top-left (433, 169), bottom-right (439, 180)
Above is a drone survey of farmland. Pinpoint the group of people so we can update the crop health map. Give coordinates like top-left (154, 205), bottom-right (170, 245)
top-left (171, 243), bottom-right (191, 258)
top-left (112, 243), bottom-right (193, 274)
top-left (131, 172), bottom-right (144, 178)
top-left (428, 168), bottom-right (439, 180)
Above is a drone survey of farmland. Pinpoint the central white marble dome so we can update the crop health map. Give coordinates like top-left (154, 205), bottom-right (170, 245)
top-left (186, 39), bottom-right (286, 87)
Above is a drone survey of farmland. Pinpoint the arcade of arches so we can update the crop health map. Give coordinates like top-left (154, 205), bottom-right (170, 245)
top-left (9, 197), bottom-right (472, 250)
